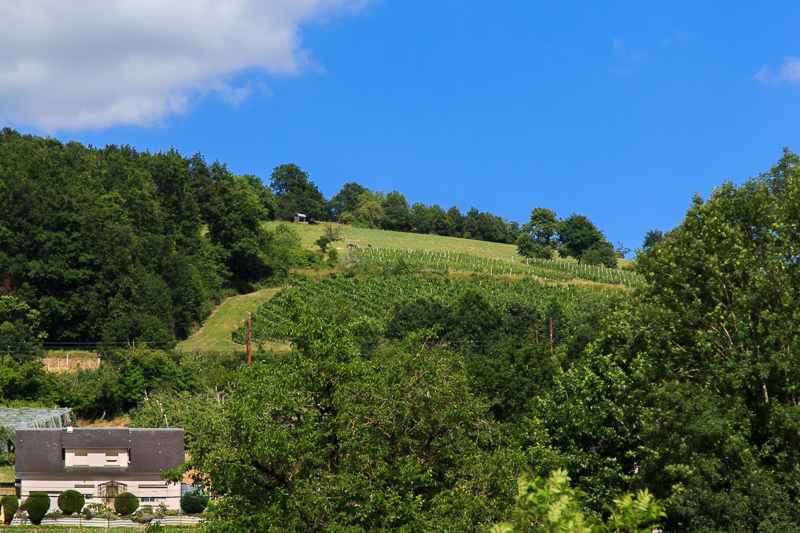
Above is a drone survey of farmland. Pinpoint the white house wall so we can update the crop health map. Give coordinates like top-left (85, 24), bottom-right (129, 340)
top-left (20, 474), bottom-right (181, 513)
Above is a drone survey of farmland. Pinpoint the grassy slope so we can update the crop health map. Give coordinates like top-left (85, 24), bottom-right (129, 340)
top-left (182, 224), bottom-right (633, 351)
top-left (176, 288), bottom-right (288, 353)
top-left (267, 221), bottom-right (633, 267)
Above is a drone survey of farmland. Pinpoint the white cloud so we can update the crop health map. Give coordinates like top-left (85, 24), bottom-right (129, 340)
top-left (754, 57), bottom-right (800, 85)
top-left (0, 0), bottom-right (374, 132)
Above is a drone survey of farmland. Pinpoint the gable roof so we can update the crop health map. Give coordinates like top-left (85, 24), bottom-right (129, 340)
top-left (15, 428), bottom-right (184, 475)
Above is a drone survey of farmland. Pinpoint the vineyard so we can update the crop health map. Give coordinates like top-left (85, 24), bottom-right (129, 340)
top-left (234, 272), bottom-right (618, 349)
top-left (344, 246), bottom-right (644, 286)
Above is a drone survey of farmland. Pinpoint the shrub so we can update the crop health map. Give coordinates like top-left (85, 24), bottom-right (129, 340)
top-left (57, 489), bottom-right (85, 515)
top-left (132, 507), bottom-right (155, 523)
top-left (23, 492), bottom-right (50, 525)
top-left (181, 490), bottom-right (209, 514)
top-left (1, 495), bottom-right (18, 525)
top-left (83, 502), bottom-right (114, 520)
top-left (144, 522), bottom-right (166, 533)
top-left (115, 492), bottom-right (139, 515)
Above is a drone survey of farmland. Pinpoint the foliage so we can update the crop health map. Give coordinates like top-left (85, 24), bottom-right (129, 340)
top-left (558, 214), bottom-right (605, 264)
top-left (83, 502), bottom-right (115, 520)
top-left (57, 489), bottom-right (85, 515)
top-left (145, 521), bottom-right (167, 532)
top-left (343, 247), bottom-right (639, 285)
top-left (638, 229), bottom-right (663, 257)
top-left (329, 182), bottom-right (367, 220)
top-left (581, 241), bottom-right (618, 269)
top-left (187, 299), bottom-right (526, 532)
top-left (0, 295), bottom-right (46, 362)
top-left (552, 149), bottom-right (800, 532)
top-left (181, 490), bottom-right (209, 514)
top-left (270, 163), bottom-right (329, 222)
top-left (115, 492), bottom-right (140, 515)
top-left (517, 207), bottom-right (559, 259)
top-left (1, 494), bottom-right (18, 525)
top-left (489, 470), bottom-right (665, 533)
top-left (0, 129), bottom-right (285, 345)
top-left (23, 491), bottom-right (50, 525)
top-left (133, 507), bottom-right (155, 523)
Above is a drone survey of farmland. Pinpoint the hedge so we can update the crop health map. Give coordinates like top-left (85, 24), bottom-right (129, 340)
top-left (23, 492), bottom-right (50, 525)
top-left (58, 489), bottom-right (85, 515)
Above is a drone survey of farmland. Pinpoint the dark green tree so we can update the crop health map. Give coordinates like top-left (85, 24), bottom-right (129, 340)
top-left (581, 240), bottom-right (618, 268)
top-left (0, 295), bottom-right (46, 362)
top-left (446, 205), bottom-right (464, 237)
top-left (205, 173), bottom-right (276, 288)
top-left (380, 190), bottom-right (412, 231)
top-left (557, 214), bottom-right (604, 264)
top-left (516, 208), bottom-right (560, 259)
top-left (328, 182), bottom-right (367, 220)
top-left (270, 164), bottom-right (329, 221)
top-left (638, 229), bottom-right (664, 257)
top-left (181, 490), bottom-right (209, 514)
top-left (557, 150), bottom-right (800, 532)
top-left (240, 174), bottom-right (277, 220)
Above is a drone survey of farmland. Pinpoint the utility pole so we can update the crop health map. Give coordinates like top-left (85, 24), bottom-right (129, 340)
top-left (247, 312), bottom-right (252, 363)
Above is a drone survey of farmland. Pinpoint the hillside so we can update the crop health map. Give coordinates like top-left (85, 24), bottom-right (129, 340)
top-left (266, 221), bottom-right (633, 267)
top-left (177, 223), bottom-right (638, 352)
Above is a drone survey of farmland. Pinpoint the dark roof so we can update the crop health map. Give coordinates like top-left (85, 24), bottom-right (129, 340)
top-left (16, 428), bottom-right (184, 475)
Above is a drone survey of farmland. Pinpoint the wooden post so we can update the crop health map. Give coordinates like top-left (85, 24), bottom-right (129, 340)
top-left (247, 312), bottom-right (252, 363)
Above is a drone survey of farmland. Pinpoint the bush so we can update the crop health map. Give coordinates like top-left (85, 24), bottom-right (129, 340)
top-left (23, 491), bottom-right (50, 525)
top-left (83, 502), bottom-right (114, 520)
top-left (115, 492), bottom-right (139, 515)
top-left (132, 507), bottom-right (155, 523)
top-left (1, 495), bottom-right (18, 525)
top-left (144, 521), bottom-right (166, 533)
top-left (180, 490), bottom-right (209, 514)
top-left (57, 489), bottom-right (85, 515)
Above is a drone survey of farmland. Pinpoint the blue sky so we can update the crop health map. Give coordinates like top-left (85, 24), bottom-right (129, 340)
top-left (2, 1), bottom-right (799, 252)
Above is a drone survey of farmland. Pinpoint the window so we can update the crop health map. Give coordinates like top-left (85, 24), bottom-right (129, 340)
top-left (105, 451), bottom-right (118, 464)
top-left (75, 484), bottom-right (94, 500)
top-left (74, 451), bottom-right (88, 466)
top-left (141, 497), bottom-right (166, 503)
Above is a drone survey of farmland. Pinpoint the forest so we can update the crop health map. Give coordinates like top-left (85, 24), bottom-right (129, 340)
top-left (1, 129), bottom-right (799, 532)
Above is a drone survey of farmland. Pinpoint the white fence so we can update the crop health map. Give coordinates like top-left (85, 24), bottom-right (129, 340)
top-left (11, 515), bottom-right (204, 527)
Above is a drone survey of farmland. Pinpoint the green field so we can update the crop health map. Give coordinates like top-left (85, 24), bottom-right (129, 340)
top-left (176, 287), bottom-right (287, 353)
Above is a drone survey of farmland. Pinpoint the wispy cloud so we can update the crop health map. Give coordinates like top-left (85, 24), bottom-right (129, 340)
top-left (754, 57), bottom-right (800, 85)
top-left (0, 0), bottom-right (375, 132)
top-left (611, 38), bottom-right (648, 75)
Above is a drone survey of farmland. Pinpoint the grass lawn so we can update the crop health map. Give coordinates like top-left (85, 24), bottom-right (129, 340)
top-left (266, 222), bottom-right (523, 260)
top-left (0, 463), bottom-right (13, 482)
top-left (176, 287), bottom-right (287, 353)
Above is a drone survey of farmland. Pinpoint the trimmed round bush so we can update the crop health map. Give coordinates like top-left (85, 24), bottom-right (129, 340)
top-left (57, 489), bottom-right (85, 515)
top-left (1, 495), bottom-right (18, 525)
top-left (23, 492), bottom-right (50, 525)
top-left (180, 490), bottom-right (209, 514)
top-left (115, 492), bottom-right (139, 516)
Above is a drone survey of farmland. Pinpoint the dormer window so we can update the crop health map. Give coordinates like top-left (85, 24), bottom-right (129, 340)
top-left (64, 449), bottom-right (129, 467)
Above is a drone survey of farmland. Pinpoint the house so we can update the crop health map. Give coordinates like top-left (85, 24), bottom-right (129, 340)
top-left (15, 427), bottom-right (184, 512)
top-left (294, 213), bottom-right (308, 224)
